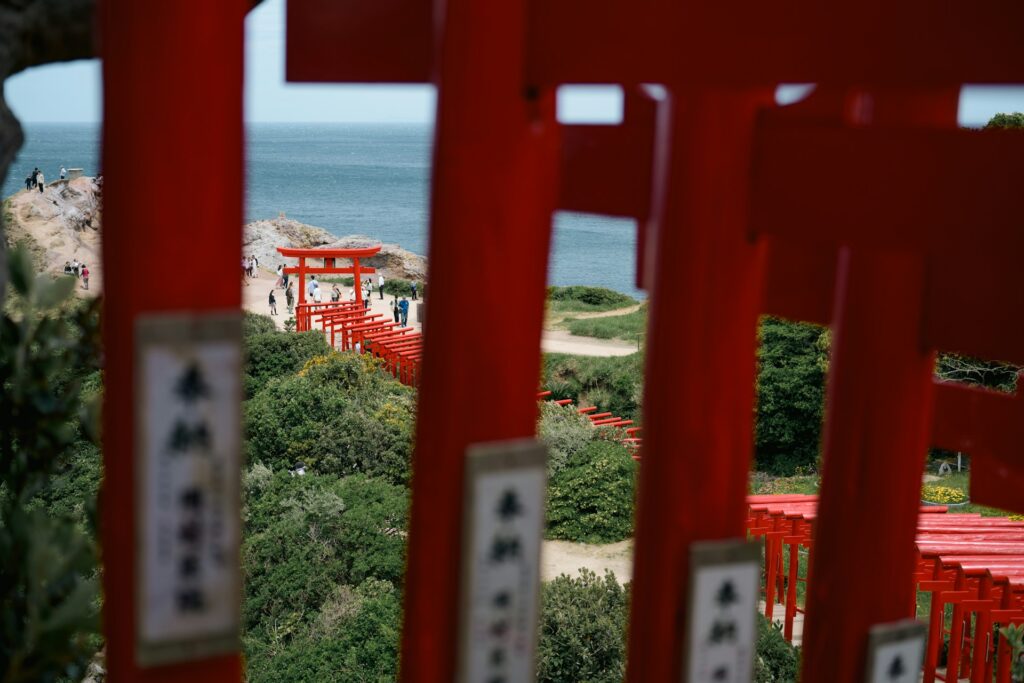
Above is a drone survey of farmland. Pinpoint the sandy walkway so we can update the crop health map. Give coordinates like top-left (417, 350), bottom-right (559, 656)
top-left (541, 539), bottom-right (634, 584)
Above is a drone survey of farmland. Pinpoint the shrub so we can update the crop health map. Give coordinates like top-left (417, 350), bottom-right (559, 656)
top-left (0, 246), bottom-right (101, 682)
top-left (382, 278), bottom-right (424, 298)
top-left (754, 614), bottom-right (800, 682)
top-left (244, 310), bottom-right (278, 337)
top-left (243, 330), bottom-right (331, 398)
top-left (245, 353), bottom-right (415, 484)
top-left (537, 401), bottom-right (599, 476)
top-left (242, 471), bottom-right (408, 632)
top-left (547, 441), bottom-right (638, 543)
top-left (921, 484), bottom-right (967, 504)
top-left (547, 286), bottom-right (635, 313)
top-left (755, 317), bottom-right (828, 475)
top-left (537, 569), bottom-right (628, 683)
top-left (544, 352), bottom-right (644, 421)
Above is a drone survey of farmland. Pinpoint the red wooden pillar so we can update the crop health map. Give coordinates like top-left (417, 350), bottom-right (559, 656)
top-left (626, 89), bottom-right (771, 682)
top-left (353, 257), bottom-right (363, 307)
top-left (100, 1), bottom-right (246, 681)
top-left (800, 90), bottom-right (956, 683)
top-left (397, 0), bottom-right (559, 679)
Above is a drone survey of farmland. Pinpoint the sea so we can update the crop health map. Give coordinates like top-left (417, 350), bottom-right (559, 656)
top-left (5, 123), bottom-right (642, 297)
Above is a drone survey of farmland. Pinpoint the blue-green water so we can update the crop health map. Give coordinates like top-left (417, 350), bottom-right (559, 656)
top-left (4, 123), bottom-right (640, 296)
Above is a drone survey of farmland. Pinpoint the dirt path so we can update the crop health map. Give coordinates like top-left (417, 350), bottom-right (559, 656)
top-left (541, 539), bottom-right (634, 583)
top-left (558, 303), bottom-right (643, 321)
top-left (541, 330), bottom-right (638, 357)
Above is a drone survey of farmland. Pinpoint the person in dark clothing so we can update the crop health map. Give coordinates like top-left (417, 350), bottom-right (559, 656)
top-left (391, 297), bottom-right (400, 323)
top-left (410, 281), bottom-right (418, 300)
top-left (268, 289), bottom-right (278, 316)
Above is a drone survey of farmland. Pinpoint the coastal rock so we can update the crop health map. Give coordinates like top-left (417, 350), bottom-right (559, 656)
top-left (244, 215), bottom-right (427, 281)
top-left (3, 176), bottom-right (103, 288)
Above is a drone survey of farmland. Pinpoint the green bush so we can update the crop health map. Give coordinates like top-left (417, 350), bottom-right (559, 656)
top-left (547, 286), bottom-right (635, 313)
top-left (537, 569), bottom-right (629, 683)
top-left (243, 310), bottom-right (277, 337)
top-left (544, 352), bottom-right (644, 421)
top-left (242, 471), bottom-right (407, 632)
top-left (566, 304), bottom-right (646, 341)
top-left (547, 440), bottom-right (637, 543)
top-left (754, 614), bottom-right (800, 682)
top-left (755, 318), bottom-right (828, 475)
top-left (243, 330), bottom-right (331, 398)
top-left (0, 246), bottom-right (101, 682)
top-left (382, 278), bottom-right (424, 298)
top-left (245, 353), bottom-right (415, 484)
top-left (537, 401), bottom-right (600, 476)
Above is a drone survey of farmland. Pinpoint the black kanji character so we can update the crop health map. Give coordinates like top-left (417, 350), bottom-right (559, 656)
top-left (490, 648), bottom-right (506, 667)
top-left (179, 521), bottom-right (201, 543)
top-left (167, 420), bottom-right (211, 454)
top-left (489, 536), bottom-right (521, 563)
top-left (181, 487), bottom-right (203, 509)
top-left (180, 555), bottom-right (198, 577)
top-left (708, 619), bottom-right (738, 645)
top-left (177, 589), bottom-right (205, 612)
top-left (712, 665), bottom-right (730, 681)
top-left (490, 620), bottom-right (509, 638)
top-left (175, 363), bottom-right (211, 404)
top-left (487, 678), bottom-right (506, 683)
top-left (716, 580), bottom-right (738, 608)
top-left (493, 590), bottom-right (511, 608)
top-left (888, 655), bottom-right (905, 679)
top-left (496, 489), bottom-right (523, 521)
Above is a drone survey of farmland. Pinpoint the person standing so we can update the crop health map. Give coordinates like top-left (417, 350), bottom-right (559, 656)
top-left (391, 297), bottom-right (400, 323)
top-left (268, 289), bottom-right (278, 316)
top-left (312, 283), bottom-right (323, 303)
top-left (30, 167), bottom-right (39, 189)
top-left (72, 259), bottom-right (80, 277)
top-left (307, 276), bottom-right (318, 299)
top-left (60, 166), bottom-right (67, 180)
top-left (410, 280), bottom-right (418, 300)
top-left (81, 264), bottom-right (90, 290)
top-left (363, 283), bottom-right (370, 309)
top-left (36, 170), bottom-right (44, 193)
top-left (275, 264), bottom-right (284, 288)
top-left (378, 274), bottom-right (385, 299)
top-left (285, 282), bottom-right (295, 315)
top-left (331, 285), bottom-right (341, 302)
top-left (399, 297), bottom-right (409, 326)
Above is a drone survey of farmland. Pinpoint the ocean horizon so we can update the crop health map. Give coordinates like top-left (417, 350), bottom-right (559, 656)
top-left (4, 122), bottom-right (642, 297)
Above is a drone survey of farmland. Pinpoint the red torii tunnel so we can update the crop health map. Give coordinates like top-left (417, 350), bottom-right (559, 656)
top-left (277, 244), bottom-right (381, 331)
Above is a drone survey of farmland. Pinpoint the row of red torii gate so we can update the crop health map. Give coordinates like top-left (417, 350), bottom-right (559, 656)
top-left (98, 0), bottom-right (1024, 682)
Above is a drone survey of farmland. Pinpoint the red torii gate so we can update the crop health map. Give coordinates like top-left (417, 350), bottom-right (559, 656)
top-left (288, 3), bottom-right (1024, 683)
top-left (276, 244), bottom-right (380, 330)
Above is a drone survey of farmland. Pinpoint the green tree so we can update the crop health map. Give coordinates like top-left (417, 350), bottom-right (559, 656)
top-left (243, 329), bottom-right (331, 398)
top-left (0, 246), bottom-right (101, 682)
top-left (547, 440), bottom-right (638, 543)
top-left (245, 353), bottom-right (415, 483)
top-left (755, 317), bottom-right (828, 475)
top-left (984, 112), bottom-right (1024, 129)
top-left (537, 569), bottom-right (629, 683)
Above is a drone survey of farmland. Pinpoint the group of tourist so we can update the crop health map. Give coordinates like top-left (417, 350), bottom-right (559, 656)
top-left (62, 259), bottom-right (90, 290)
top-left (23, 165), bottom-right (68, 193)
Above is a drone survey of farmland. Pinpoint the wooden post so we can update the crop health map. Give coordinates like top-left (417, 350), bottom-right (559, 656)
top-left (100, 0), bottom-right (246, 681)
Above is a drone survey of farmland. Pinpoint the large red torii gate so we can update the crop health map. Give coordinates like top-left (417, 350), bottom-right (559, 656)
top-left (276, 244), bottom-right (381, 330)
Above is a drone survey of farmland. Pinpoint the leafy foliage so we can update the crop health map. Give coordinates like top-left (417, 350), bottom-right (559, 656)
top-left (245, 352), bottom-right (416, 484)
top-left (547, 441), bottom-right (638, 543)
top-left (985, 112), bottom-right (1024, 129)
top-left (381, 278), bottom-right (423, 298)
top-left (243, 310), bottom-right (277, 337)
top-left (243, 329), bottom-right (331, 398)
top-left (755, 318), bottom-right (828, 475)
top-left (0, 246), bottom-right (101, 682)
top-left (537, 570), bottom-right (629, 683)
top-left (537, 401), bottom-right (601, 476)
top-left (754, 614), bottom-right (801, 682)
top-left (547, 286), bottom-right (635, 313)
top-left (544, 352), bottom-right (644, 421)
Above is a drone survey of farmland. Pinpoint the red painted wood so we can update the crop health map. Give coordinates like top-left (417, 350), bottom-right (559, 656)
top-left (100, 0), bottom-right (246, 681)
top-left (396, 0), bottom-right (560, 678)
top-left (626, 89), bottom-right (771, 682)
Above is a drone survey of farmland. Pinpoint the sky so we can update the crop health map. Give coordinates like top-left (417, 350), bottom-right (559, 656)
top-left (5, 0), bottom-right (1024, 126)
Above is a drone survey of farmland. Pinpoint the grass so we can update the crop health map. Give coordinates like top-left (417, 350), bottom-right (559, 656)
top-left (546, 285), bottom-right (636, 313)
top-left (319, 275), bottom-right (355, 286)
top-left (566, 305), bottom-right (647, 342)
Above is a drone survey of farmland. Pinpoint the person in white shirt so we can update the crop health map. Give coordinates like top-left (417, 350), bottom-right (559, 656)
top-left (307, 276), bottom-right (318, 298)
top-left (60, 166), bottom-right (67, 180)
top-left (312, 284), bottom-right (323, 303)
top-left (35, 171), bottom-right (44, 193)
top-left (378, 274), bottom-right (385, 299)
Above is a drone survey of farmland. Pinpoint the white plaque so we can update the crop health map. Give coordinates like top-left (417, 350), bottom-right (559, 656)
top-left (864, 620), bottom-right (926, 683)
top-left (457, 439), bottom-right (547, 683)
top-left (683, 539), bottom-right (761, 683)
top-left (134, 313), bottom-right (242, 666)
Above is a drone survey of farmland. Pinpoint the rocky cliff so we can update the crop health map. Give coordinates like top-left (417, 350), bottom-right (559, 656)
top-left (2, 182), bottom-right (428, 293)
